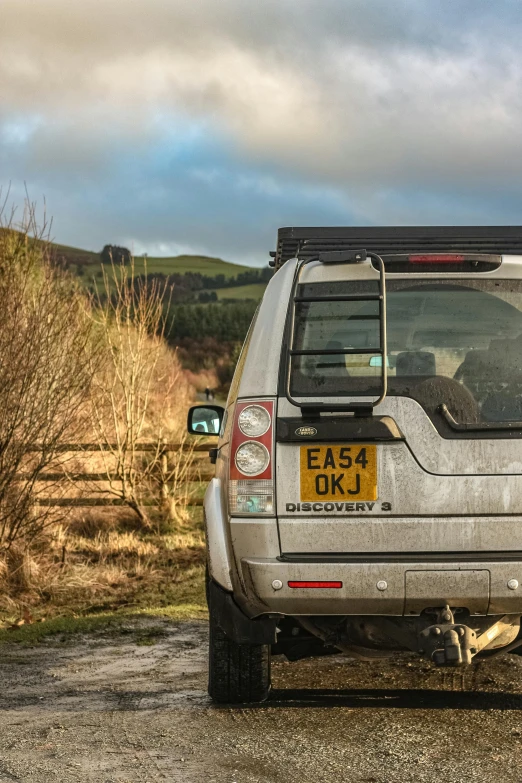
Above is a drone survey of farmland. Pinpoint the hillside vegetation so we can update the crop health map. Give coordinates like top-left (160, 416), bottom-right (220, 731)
top-left (37, 236), bottom-right (270, 400)
top-left (215, 282), bottom-right (267, 300)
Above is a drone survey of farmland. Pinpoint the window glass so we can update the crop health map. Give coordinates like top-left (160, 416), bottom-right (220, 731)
top-left (290, 279), bottom-right (522, 423)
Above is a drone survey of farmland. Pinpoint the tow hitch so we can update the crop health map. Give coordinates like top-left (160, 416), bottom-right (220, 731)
top-left (419, 606), bottom-right (478, 666)
top-left (298, 611), bottom-right (521, 665)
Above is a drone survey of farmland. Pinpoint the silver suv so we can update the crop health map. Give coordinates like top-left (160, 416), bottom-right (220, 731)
top-left (188, 226), bottom-right (522, 703)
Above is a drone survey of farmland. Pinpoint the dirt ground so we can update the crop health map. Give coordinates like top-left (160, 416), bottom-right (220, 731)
top-left (1, 620), bottom-right (522, 782)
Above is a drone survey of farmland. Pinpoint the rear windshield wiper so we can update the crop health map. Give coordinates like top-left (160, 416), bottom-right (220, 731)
top-left (438, 403), bottom-right (522, 432)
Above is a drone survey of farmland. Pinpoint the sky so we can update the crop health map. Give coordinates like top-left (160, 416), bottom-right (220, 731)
top-left (2, 1), bottom-right (522, 266)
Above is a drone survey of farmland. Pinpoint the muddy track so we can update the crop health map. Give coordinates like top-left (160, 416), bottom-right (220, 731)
top-left (0, 619), bottom-right (522, 781)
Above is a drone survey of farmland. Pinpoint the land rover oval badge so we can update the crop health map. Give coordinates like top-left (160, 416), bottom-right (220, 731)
top-left (295, 426), bottom-right (317, 437)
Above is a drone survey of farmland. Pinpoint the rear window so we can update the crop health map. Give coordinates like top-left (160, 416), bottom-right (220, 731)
top-left (290, 279), bottom-right (522, 424)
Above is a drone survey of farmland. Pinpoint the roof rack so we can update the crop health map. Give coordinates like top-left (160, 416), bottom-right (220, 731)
top-left (270, 226), bottom-right (522, 270)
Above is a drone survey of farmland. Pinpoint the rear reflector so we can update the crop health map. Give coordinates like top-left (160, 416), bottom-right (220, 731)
top-left (288, 580), bottom-right (343, 589)
top-left (409, 254), bottom-right (464, 264)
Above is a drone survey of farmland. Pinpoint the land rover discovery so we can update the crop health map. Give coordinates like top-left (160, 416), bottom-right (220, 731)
top-left (188, 226), bottom-right (522, 703)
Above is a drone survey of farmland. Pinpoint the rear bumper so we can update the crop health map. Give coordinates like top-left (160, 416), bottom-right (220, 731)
top-left (242, 557), bottom-right (522, 616)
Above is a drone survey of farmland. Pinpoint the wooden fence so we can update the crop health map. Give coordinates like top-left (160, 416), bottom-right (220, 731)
top-left (23, 442), bottom-right (213, 508)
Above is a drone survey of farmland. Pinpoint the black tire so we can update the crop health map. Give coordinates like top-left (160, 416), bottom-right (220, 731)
top-left (208, 594), bottom-right (271, 704)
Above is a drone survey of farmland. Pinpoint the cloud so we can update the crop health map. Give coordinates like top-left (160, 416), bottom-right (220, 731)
top-left (2, 0), bottom-right (522, 259)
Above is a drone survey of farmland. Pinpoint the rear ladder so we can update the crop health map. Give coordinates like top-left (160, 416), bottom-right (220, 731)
top-left (284, 248), bottom-right (387, 416)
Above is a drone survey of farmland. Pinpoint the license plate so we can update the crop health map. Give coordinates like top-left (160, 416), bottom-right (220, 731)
top-left (300, 444), bottom-right (377, 502)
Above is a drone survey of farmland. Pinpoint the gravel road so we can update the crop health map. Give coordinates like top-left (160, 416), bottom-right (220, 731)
top-left (1, 618), bottom-right (522, 782)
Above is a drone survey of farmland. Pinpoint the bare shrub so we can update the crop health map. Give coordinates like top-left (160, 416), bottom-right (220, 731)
top-left (0, 203), bottom-right (96, 549)
top-left (89, 261), bottom-right (194, 524)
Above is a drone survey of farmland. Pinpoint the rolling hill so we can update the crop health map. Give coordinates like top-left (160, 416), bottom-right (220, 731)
top-left (51, 241), bottom-right (253, 278)
top-left (49, 240), bottom-right (269, 300)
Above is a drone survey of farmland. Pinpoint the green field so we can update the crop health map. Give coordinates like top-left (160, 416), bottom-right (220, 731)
top-left (51, 241), bottom-right (251, 279)
top-left (215, 283), bottom-right (267, 300)
top-left (134, 254), bottom-right (250, 277)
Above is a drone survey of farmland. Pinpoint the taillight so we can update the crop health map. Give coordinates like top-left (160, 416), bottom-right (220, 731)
top-left (229, 400), bottom-right (274, 515)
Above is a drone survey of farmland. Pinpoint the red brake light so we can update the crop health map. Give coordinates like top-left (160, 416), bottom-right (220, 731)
top-left (288, 581), bottom-right (343, 589)
top-left (372, 253), bottom-right (501, 272)
top-left (409, 254), bottom-right (465, 264)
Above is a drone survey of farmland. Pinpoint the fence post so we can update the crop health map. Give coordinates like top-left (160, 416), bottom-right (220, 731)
top-left (160, 439), bottom-right (169, 505)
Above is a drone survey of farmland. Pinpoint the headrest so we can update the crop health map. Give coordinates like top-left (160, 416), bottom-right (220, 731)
top-left (395, 351), bottom-right (436, 377)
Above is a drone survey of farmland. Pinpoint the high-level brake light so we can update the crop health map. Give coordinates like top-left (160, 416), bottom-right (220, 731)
top-left (371, 252), bottom-right (501, 273)
top-left (409, 254), bottom-right (465, 264)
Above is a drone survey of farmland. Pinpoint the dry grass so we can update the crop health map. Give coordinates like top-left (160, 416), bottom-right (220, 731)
top-left (0, 366), bottom-right (204, 630)
top-left (0, 507), bottom-right (206, 625)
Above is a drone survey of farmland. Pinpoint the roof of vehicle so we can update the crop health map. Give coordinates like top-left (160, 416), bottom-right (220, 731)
top-left (271, 226), bottom-right (522, 270)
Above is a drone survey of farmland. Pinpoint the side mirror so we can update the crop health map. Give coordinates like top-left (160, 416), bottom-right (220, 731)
top-left (187, 405), bottom-right (225, 436)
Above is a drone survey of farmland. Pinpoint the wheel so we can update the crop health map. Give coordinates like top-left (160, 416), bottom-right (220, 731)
top-left (208, 614), bottom-right (271, 703)
top-left (208, 587), bottom-right (271, 704)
